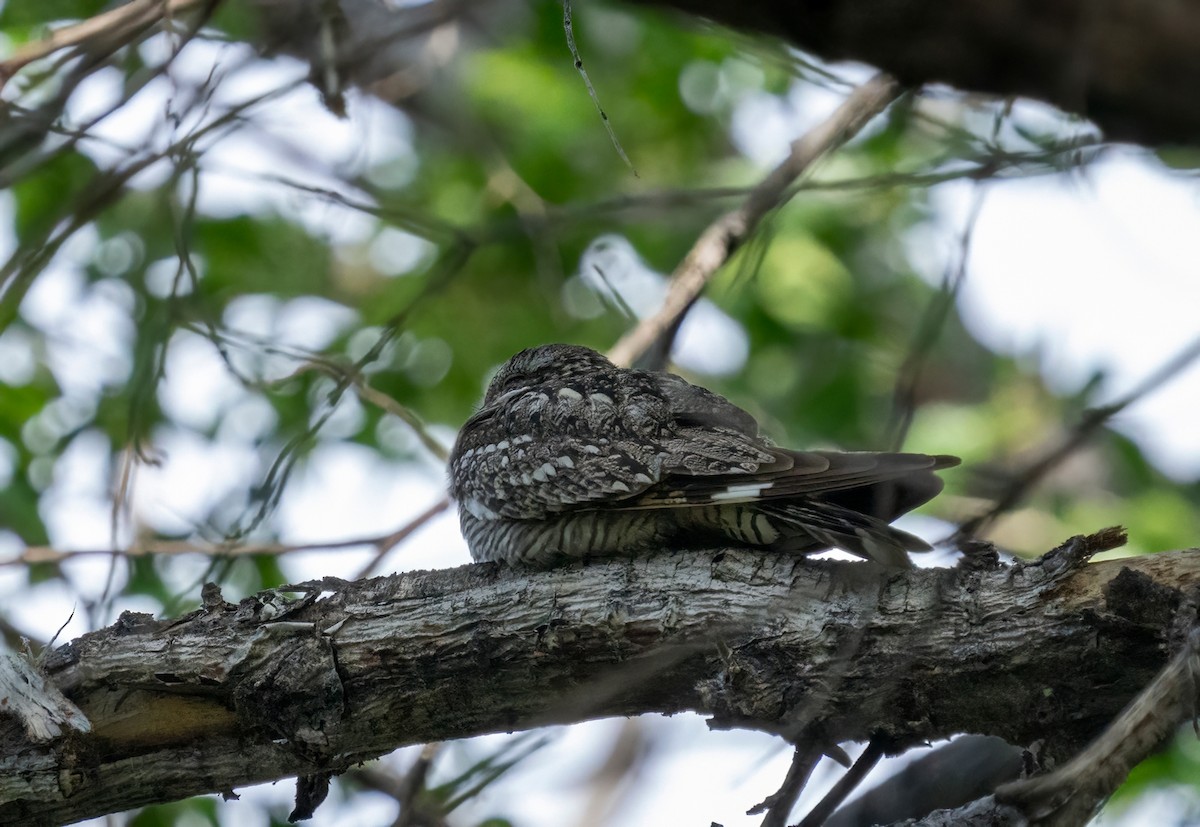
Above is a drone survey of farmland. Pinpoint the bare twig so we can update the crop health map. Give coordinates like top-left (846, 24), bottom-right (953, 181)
top-left (219, 137), bottom-right (1099, 247)
top-left (353, 497), bottom-right (452, 579)
top-left (5, 501), bottom-right (449, 568)
top-left (207, 243), bottom-right (472, 540)
top-left (0, 78), bottom-right (304, 332)
top-left (576, 720), bottom-right (648, 827)
top-left (954, 331), bottom-right (1200, 542)
top-left (562, 0), bottom-right (637, 176)
top-left (0, 0), bottom-right (210, 88)
top-left (391, 744), bottom-right (444, 827)
top-left (887, 185), bottom-right (985, 450)
top-left (0, 14), bottom-right (220, 198)
top-left (820, 735), bottom-right (1023, 827)
top-left (282, 361), bottom-right (450, 462)
top-left (214, 168), bottom-right (467, 243)
top-left (748, 744), bottom-right (824, 827)
top-left (606, 73), bottom-right (901, 369)
top-left (795, 738), bottom-right (886, 827)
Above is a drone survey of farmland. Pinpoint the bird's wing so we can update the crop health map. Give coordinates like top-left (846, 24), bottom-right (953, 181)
top-left (450, 404), bottom-right (784, 521)
top-left (630, 449), bottom-right (959, 508)
top-left (642, 371), bottom-right (957, 509)
top-left (452, 431), bottom-right (654, 519)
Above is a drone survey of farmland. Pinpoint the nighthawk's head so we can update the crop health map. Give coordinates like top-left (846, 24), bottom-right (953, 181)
top-left (481, 344), bottom-right (614, 407)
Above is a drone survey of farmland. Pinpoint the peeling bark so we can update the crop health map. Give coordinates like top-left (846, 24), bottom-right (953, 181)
top-left (0, 654), bottom-right (91, 744)
top-left (0, 539), bottom-right (1195, 825)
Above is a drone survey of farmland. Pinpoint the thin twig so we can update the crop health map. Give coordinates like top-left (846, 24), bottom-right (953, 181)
top-left (887, 185), bottom-right (986, 450)
top-left (562, 0), bottom-right (637, 176)
top-left (42, 607), bottom-right (76, 654)
top-left (0, 0), bottom-right (210, 87)
top-left (577, 719), bottom-right (648, 827)
top-left (207, 243), bottom-right (471, 540)
top-left (192, 141), bottom-right (1098, 265)
top-left (283, 361), bottom-right (450, 462)
top-left (954, 330), bottom-right (1200, 542)
top-left (795, 738), bottom-right (887, 827)
top-left (5, 511), bottom-right (443, 567)
top-left (0, 78), bottom-right (305, 330)
top-left (606, 73), bottom-right (901, 369)
top-left (353, 497), bottom-right (452, 579)
top-left (0, 5), bottom-right (226, 189)
top-left (393, 743), bottom-right (445, 827)
top-left (747, 744), bottom-right (824, 827)
top-left (207, 167), bottom-right (467, 243)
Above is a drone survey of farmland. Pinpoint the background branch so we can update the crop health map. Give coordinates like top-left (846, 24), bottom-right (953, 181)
top-left (629, 0), bottom-right (1200, 146)
top-left (606, 73), bottom-right (900, 369)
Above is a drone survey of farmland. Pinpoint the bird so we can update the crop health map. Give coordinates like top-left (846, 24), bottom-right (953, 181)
top-left (449, 344), bottom-right (959, 568)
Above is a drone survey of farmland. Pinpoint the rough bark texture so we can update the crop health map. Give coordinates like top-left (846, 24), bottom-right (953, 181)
top-left (0, 541), bottom-right (1194, 826)
top-left (630, 0), bottom-right (1200, 147)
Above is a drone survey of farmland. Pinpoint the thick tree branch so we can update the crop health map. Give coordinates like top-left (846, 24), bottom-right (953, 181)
top-left (0, 534), bottom-right (1194, 825)
top-left (631, 0), bottom-right (1200, 147)
top-left (901, 613), bottom-right (1200, 826)
top-left (997, 619), bottom-right (1200, 825)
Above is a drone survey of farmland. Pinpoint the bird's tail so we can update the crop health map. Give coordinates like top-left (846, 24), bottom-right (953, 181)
top-left (759, 499), bottom-right (932, 568)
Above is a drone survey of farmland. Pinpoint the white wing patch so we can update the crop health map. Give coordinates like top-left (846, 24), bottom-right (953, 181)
top-left (711, 481), bottom-right (775, 501)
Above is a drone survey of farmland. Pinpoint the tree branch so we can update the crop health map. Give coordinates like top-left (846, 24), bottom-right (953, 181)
top-left (1, 532), bottom-right (1193, 825)
top-left (630, 0), bottom-right (1200, 147)
top-left (901, 604), bottom-right (1200, 826)
top-left (0, 0), bottom-right (212, 88)
top-left (996, 612), bottom-right (1200, 825)
top-left (607, 72), bottom-right (899, 369)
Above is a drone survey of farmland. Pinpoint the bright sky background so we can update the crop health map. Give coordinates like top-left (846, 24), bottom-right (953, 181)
top-left (2, 31), bottom-right (1199, 827)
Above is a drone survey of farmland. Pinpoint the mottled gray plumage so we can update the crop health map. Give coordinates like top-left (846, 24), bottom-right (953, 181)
top-left (449, 344), bottom-right (958, 567)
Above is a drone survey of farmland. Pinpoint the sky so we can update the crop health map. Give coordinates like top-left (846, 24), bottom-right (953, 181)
top-left (2, 30), bottom-right (1199, 827)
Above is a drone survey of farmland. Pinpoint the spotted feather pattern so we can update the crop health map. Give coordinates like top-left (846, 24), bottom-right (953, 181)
top-left (449, 344), bottom-right (959, 567)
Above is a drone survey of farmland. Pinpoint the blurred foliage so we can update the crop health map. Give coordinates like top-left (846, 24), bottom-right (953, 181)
top-left (127, 797), bottom-right (219, 827)
top-left (1, 0), bottom-right (1198, 824)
